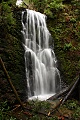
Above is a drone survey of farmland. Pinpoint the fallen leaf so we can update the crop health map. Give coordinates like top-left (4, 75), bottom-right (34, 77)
top-left (48, 111), bottom-right (50, 116)
top-left (23, 111), bottom-right (32, 116)
top-left (58, 116), bottom-right (65, 120)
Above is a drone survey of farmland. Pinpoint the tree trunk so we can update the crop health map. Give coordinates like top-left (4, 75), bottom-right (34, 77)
top-left (0, 57), bottom-right (25, 110)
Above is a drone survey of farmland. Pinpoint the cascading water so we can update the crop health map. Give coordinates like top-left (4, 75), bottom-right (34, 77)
top-left (21, 9), bottom-right (61, 100)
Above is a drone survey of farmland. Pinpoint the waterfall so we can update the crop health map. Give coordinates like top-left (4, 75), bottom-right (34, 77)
top-left (21, 9), bottom-right (61, 100)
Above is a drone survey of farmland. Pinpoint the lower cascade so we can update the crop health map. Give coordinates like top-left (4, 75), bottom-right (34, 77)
top-left (21, 9), bottom-right (61, 100)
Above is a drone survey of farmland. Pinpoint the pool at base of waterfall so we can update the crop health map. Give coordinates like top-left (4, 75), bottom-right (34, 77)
top-left (28, 93), bottom-right (55, 101)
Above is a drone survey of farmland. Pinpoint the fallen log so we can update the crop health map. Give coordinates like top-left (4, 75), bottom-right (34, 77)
top-left (50, 98), bottom-right (63, 115)
top-left (47, 75), bottom-right (79, 101)
top-left (61, 76), bottom-right (80, 105)
top-left (47, 87), bottom-right (68, 100)
top-left (0, 57), bottom-right (25, 110)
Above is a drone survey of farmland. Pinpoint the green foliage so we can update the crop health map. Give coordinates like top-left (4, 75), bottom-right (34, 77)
top-left (9, 117), bottom-right (17, 120)
top-left (27, 0), bottom-right (64, 14)
top-left (44, 0), bottom-right (64, 17)
top-left (30, 115), bottom-right (58, 120)
top-left (63, 42), bottom-right (72, 51)
top-left (30, 115), bottom-right (40, 120)
top-left (73, 107), bottom-right (80, 120)
top-left (50, 116), bottom-right (56, 120)
top-left (71, 0), bottom-right (80, 20)
top-left (49, 0), bottom-right (64, 11)
top-left (27, 100), bottom-right (59, 120)
top-left (64, 100), bottom-right (80, 120)
top-left (0, 101), bottom-right (17, 120)
top-left (70, 17), bottom-right (76, 23)
top-left (66, 100), bottom-right (77, 110)
top-left (44, 9), bottom-right (53, 18)
top-left (0, 0), bottom-right (26, 102)
top-left (28, 99), bottom-right (50, 112)
top-left (33, 0), bottom-right (48, 12)
top-left (0, 0), bottom-right (16, 31)
top-left (64, 100), bottom-right (78, 109)
top-left (0, 101), bottom-right (10, 112)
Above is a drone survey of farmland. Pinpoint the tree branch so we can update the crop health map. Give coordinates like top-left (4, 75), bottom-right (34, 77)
top-left (0, 57), bottom-right (25, 110)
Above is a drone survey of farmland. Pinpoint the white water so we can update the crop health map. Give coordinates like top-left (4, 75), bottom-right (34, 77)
top-left (16, 0), bottom-right (23, 6)
top-left (21, 9), bottom-right (61, 100)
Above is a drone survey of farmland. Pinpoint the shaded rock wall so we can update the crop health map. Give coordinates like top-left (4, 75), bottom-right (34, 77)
top-left (0, 7), bottom-right (27, 103)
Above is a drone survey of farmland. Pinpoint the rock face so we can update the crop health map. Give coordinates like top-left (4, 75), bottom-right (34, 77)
top-left (0, 6), bottom-right (27, 104)
top-left (46, 3), bottom-right (80, 85)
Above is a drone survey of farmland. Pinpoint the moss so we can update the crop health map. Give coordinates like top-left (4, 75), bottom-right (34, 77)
top-left (47, 1), bottom-right (80, 84)
top-left (0, 1), bottom-right (26, 102)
